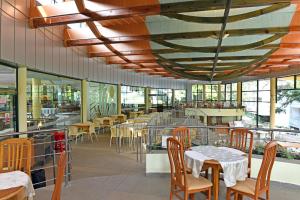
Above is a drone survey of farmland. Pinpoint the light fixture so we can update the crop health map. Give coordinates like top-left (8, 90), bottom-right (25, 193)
top-left (210, 33), bottom-right (230, 40)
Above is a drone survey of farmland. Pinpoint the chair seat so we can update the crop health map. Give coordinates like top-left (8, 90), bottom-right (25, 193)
top-left (186, 174), bottom-right (212, 190)
top-left (230, 178), bottom-right (256, 195)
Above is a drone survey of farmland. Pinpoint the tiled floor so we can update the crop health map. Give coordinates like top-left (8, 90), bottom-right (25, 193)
top-left (35, 134), bottom-right (300, 200)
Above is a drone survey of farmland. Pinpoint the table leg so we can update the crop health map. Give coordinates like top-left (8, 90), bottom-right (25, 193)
top-left (212, 165), bottom-right (220, 200)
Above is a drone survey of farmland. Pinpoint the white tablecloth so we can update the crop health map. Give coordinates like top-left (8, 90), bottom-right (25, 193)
top-left (185, 146), bottom-right (248, 187)
top-left (0, 171), bottom-right (35, 199)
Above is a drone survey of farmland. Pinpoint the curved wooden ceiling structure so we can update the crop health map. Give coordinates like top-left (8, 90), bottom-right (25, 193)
top-left (29, 0), bottom-right (300, 82)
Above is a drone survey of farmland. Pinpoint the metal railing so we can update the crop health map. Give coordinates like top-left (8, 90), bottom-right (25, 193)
top-left (0, 128), bottom-right (71, 188)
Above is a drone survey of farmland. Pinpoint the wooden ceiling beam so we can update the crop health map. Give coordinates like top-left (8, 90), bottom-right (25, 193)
top-left (65, 26), bottom-right (298, 47)
top-left (30, 0), bottom-right (291, 28)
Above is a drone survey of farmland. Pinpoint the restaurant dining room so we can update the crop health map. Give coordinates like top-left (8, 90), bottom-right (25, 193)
top-left (1, 0), bottom-right (300, 200)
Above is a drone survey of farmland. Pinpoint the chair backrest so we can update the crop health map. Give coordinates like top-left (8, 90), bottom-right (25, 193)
top-left (0, 138), bottom-right (32, 175)
top-left (172, 127), bottom-right (191, 150)
top-left (110, 126), bottom-right (117, 137)
top-left (52, 151), bottom-right (66, 200)
top-left (167, 138), bottom-right (186, 188)
top-left (255, 141), bottom-right (277, 194)
top-left (68, 126), bottom-right (78, 135)
top-left (229, 128), bottom-right (253, 168)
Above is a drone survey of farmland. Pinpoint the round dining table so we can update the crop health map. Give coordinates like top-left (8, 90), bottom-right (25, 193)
top-left (185, 146), bottom-right (248, 200)
top-left (0, 186), bottom-right (25, 200)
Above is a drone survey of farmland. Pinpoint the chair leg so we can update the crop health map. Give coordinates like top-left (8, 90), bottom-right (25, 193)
top-left (226, 188), bottom-right (231, 200)
top-left (190, 193), bottom-right (195, 200)
top-left (184, 191), bottom-right (189, 200)
top-left (234, 193), bottom-right (239, 200)
top-left (207, 188), bottom-right (211, 200)
top-left (169, 191), bottom-right (173, 200)
top-left (266, 189), bottom-right (270, 200)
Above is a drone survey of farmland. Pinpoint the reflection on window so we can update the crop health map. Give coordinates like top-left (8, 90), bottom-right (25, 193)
top-left (121, 86), bottom-right (145, 112)
top-left (0, 65), bottom-right (16, 133)
top-left (27, 71), bottom-right (81, 130)
top-left (277, 76), bottom-right (294, 90)
top-left (88, 82), bottom-right (117, 119)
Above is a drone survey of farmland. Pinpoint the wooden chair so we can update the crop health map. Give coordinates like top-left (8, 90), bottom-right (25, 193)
top-left (52, 151), bottom-right (66, 200)
top-left (172, 127), bottom-right (191, 150)
top-left (229, 128), bottom-right (254, 177)
top-left (0, 138), bottom-right (32, 175)
top-left (167, 138), bottom-right (212, 200)
top-left (226, 141), bottom-right (277, 200)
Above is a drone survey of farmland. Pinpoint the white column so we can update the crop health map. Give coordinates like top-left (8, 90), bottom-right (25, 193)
top-left (18, 67), bottom-right (27, 132)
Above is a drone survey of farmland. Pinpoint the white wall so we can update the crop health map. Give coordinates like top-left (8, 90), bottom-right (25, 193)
top-left (0, 0), bottom-right (187, 90)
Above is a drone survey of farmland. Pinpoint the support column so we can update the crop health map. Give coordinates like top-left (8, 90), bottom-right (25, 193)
top-left (32, 78), bottom-right (41, 119)
top-left (270, 78), bottom-right (276, 128)
top-left (81, 80), bottom-right (88, 122)
top-left (203, 85), bottom-right (206, 101)
top-left (217, 84), bottom-right (221, 102)
top-left (144, 87), bottom-right (150, 113)
top-left (117, 84), bottom-right (122, 115)
top-left (172, 89), bottom-right (175, 107)
top-left (17, 67), bottom-right (27, 132)
top-left (237, 82), bottom-right (242, 107)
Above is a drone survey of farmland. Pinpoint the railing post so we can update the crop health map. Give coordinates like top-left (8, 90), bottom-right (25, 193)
top-left (64, 128), bottom-right (70, 186)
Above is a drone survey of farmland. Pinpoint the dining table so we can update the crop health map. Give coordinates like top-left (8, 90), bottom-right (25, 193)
top-left (185, 146), bottom-right (248, 200)
top-left (72, 122), bottom-right (91, 133)
top-left (0, 171), bottom-right (35, 200)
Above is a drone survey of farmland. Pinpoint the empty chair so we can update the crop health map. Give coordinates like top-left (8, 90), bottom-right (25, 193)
top-left (88, 123), bottom-right (98, 143)
top-left (226, 141), bottom-right (278, 200)
top-left (0, 138), bottom-right (32, 175)
top-left (167, 138), bottom-right (212, 200)
top-left (52, 151), bottom-right (67, 200)
top-left (68, 126), bottom-right (84, 144)
top-left (172, 127), bottom-right (191, 150)
top-left (229, 128), bottom-right (254, 177)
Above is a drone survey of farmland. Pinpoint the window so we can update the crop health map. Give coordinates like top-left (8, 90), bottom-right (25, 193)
top-left (225, 83), bottom-right (237, 104)
top-left (174, 90), bottom-right (186, 104)
top-left (276, 75), bottom-right (300, 129)
top-left (205, 84), bottom-right (218, 101)
top-left (88, 82), bottom-right (117, 119)
top-left (0, 65), bottom-right (16, 133)
top-left (242, 79), bottom-right (270, 128)
top-left (150, 88), bottom-right (172, 108)
top-left (192, 84), bottom-right (203, 102)
top-left (27, 71), bottom-right (81, 130)
top-left (242, 81), bottom-right (258, 127)
top-left (121, 86), bottom-right (145, 111)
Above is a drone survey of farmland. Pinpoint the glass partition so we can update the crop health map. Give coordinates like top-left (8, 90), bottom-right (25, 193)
top-left (27, 71), bottom-right (81, 129)
top-left (88, 82), bottom-right (117, 119)
top-left (242, 81), bottom-right (258, 127)
top-left (0, 65), bottom-right (16, 133)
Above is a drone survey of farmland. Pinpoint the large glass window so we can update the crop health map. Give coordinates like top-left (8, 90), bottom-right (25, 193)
top-left (225, 83), bottom-right (237, 104)
top-left (242, 81), bottom-right (258, 127)
top-left (0, 65), bottom-right (16, 133)
top-left (192, 84), bottom-right (203, 102)
top-left (276, 76), bottom-right (300, 129)
top-left (205, 85), bottom-right (218, 101)
top-left (242, 79), bottom-right (270, 128)
top-left (150, 88), bottom-right (172, 108)
top-left (88, 82), bottom-right (117, 119)
top-left (258, 80), bottom-right (270, 128)
top-left (121, 86), bottom-right (145, 112)
top-left (174, 90), bottom-right (186, 105)
top-left (27, 71), bottom-right (81, 130)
